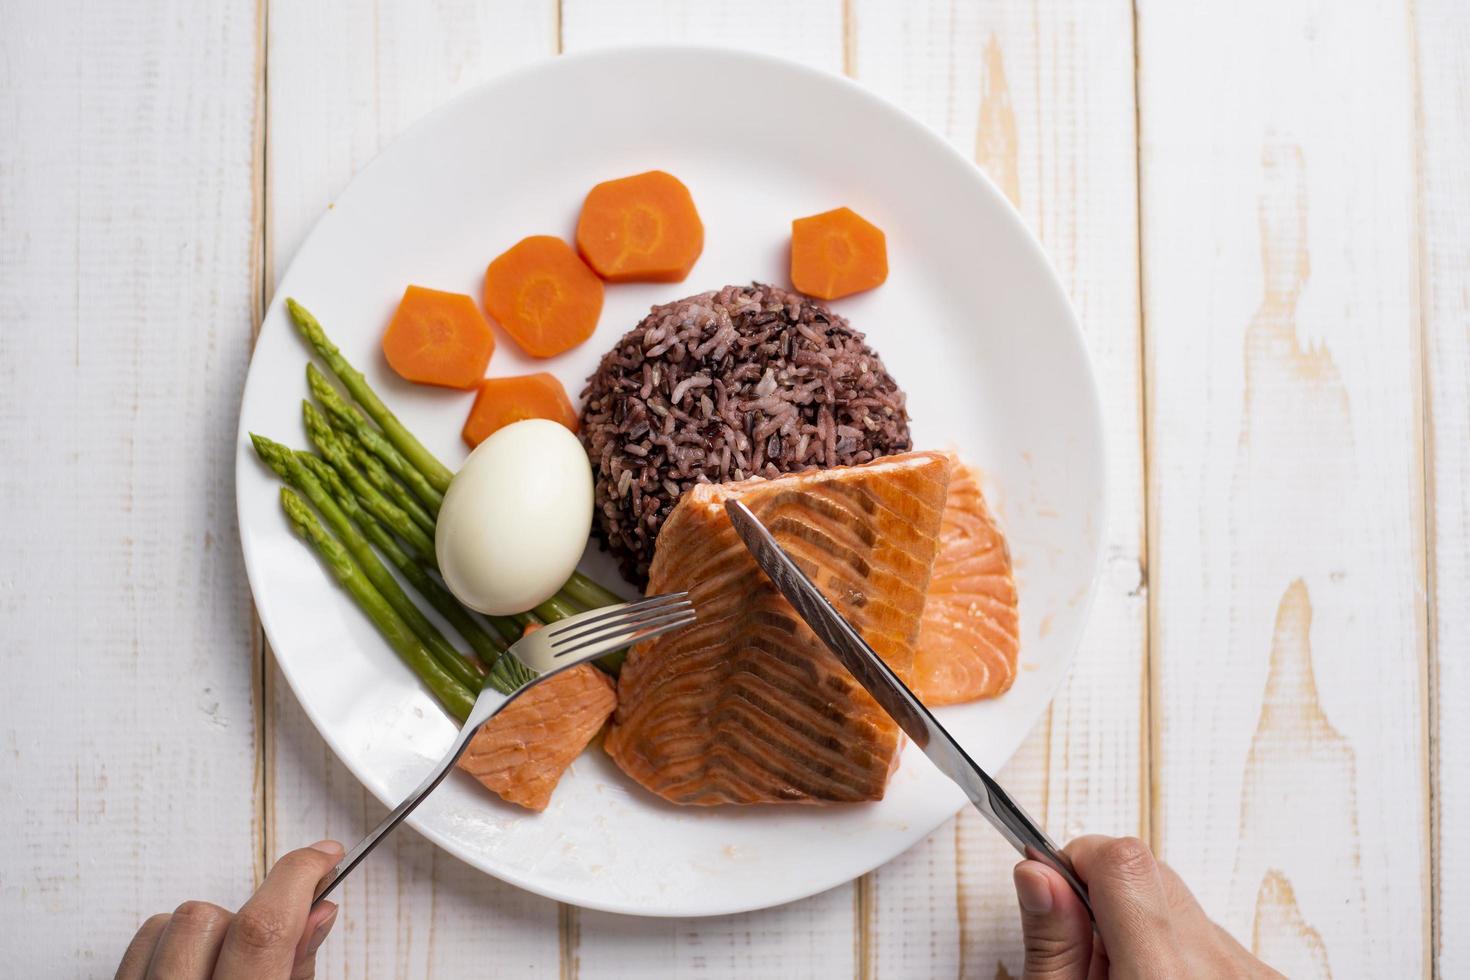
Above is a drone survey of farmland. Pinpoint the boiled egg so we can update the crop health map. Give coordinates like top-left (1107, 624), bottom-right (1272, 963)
top-left (436, 418), bottom-right (593, 615)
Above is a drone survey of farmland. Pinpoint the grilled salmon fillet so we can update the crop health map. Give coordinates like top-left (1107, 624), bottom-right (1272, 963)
top-left (605, 451), bottom-right (951, 805)
top-left (456, 664), bottom-right (616, 812)
top-left (911, 460), bottom-right (1020, 704)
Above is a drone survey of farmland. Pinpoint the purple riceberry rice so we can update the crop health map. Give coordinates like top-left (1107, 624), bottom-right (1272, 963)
top-left (579, 283), bottom-right (911, 585)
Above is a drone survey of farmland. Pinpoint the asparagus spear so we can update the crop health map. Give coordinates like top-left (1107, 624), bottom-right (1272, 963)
top-left (534, 593), bottom-right (581, 623)
top-left (279, 487), bottom-right (475, 721)
top-left (345, 438), bottom-right (437, 536)
top-left (297, 452), bottom-right (505, 667)
top-left (287, 298), bottom-right (455, 493)
top-left (562, 573), bottom-right (626, 609)
top-left (302, 401), bottom-right (437, 558)
top-left (252, 434), bottom-right (481, 691)
top-left (306, 363), bottom-right (444, 513)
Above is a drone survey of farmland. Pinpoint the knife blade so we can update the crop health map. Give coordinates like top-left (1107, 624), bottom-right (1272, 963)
top-left (724, 498), bottom-right (1091, 914)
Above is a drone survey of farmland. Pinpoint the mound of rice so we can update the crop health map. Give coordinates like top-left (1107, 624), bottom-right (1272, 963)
top-left (580, 282), bottom-right (912, 584)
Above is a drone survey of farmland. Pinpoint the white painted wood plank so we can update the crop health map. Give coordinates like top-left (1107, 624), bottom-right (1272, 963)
top-left (0, 1), bottom-right (263, 973)
top-left (1138, 1), bottom-right (1428, 976)
top-left (557, 2), bottom-right (856, 975)
top-left (1413, 1), bottom-right (1470, 974)
top-left (263, 2), bottom-right (565, 975)
top-left (559, 0), bottom-right (843, 68)
top-left (850, 1), bottom-right (1147, 975)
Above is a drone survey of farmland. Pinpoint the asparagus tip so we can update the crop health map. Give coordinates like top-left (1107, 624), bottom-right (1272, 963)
top-left (302, 399), bottom-right (331, 434)
top-left (285, 298), bottom-right (337, 353)
top-left (250, 432), bottom-right (286, 466)
top-left (280, 486), bottom-right (310, 528)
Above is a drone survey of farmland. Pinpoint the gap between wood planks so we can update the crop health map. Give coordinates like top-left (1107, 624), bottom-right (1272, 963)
top-left (249, 0), bottom-right (271, 889)
top-left (1129, 0), bottom-right (1157, 854)
top-left (1405, 0), bottom-right (1442, 968)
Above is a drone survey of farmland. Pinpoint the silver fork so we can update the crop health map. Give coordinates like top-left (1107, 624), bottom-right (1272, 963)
top-left (312, 592), bottom-right (695, 906)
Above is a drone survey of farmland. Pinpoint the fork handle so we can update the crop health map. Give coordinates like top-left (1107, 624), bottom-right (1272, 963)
top-left (312, 687), bottom-right (511, 908)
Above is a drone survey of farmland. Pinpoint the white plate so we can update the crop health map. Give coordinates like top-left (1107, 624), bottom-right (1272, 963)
top-left (237, 46), bottom-right (1104, 917)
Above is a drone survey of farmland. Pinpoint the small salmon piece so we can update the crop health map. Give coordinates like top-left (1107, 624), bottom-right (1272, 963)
top-left (456, 664), bottom-right (616, 812)
top-left (911, 460), bottom-right (1020, 704)
top-left (606, 451), bottom-right (951, 806)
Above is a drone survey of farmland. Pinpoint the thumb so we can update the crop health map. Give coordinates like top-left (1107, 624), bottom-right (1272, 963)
top-left (1014, 861), bottom-right (1094, 980)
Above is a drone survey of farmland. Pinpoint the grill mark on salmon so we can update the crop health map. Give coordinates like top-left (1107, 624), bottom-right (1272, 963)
top-left (606, 451), bottom-right (951, 805)
top-left (912, 460), bottom-right (1020, 705)
top-left (456, 664), bottom-right (616, 812)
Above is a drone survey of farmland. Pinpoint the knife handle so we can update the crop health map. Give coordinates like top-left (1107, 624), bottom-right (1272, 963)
top-left (973, 770), bottom-right (1093, 919)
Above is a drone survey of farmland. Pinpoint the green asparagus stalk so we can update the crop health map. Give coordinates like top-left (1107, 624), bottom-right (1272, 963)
top-left (562, 573), bottom-right (626, 609)
top-left (279, 487), bottom-right (475, 721)
top-left (345, 438), bottom-right (437, 536)
top-left (305, 403), bottom-right (520, 629)
top-left (287, 298), bottom-right (455, 493)
top-left (252, 434), bottom-right (481, 691)
top-left (302, 401), bottom-right (437, 558)
top-left (534, 593), bottom-right (581, 623)
top-left (297, 452), bottom-right (505, 667)
top-left (306, 363), bottom-right (444, 513)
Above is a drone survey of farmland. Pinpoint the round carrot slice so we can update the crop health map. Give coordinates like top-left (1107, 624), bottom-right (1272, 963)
top-left (462, 372), bottom-right (579, 448)
top-left (576, 170), bottom-right (704, 283)
top-left (381, 285), bottom-right (495, 389)
top-left (790, 206), bottom-right (888, 300)
top-left (483, 236), bottom-right (604, 357)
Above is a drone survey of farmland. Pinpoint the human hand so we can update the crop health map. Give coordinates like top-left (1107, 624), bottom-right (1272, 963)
top-left (1012, 835), bottom-right (1283, 979)
top-left (114, 841), bottom-right (343, 980)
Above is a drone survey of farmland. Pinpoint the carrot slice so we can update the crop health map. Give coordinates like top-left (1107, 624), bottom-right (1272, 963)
top-left (790, 206), bottom-right (888, 300)
top-left (483, 236), bottom-right (604, 357)
top-left (576, 170), bottom-right (704, 283)
top-left (462, 372), bottom-right (579, 448)
top-left (381, 285), bottom-right (495, 389)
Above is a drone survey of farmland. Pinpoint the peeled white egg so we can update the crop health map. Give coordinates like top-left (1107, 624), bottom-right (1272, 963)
top-left (436, 418), bottom-right (593, 616)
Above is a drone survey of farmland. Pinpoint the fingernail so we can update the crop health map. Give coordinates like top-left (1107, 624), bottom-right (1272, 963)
top-left (307, 906), bottom-right (339, 954)
top-left (1014, 864), bottom-right (1054, 915)
top-left (309, 839), bottom-right (344, 857)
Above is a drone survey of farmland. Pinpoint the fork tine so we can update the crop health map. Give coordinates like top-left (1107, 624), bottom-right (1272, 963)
top-left (547, 593), bottom-right (692, 649)
top-left (553, 609), bottom-right (697, 662)
top-left (543, 590), bottom-right (690, 643)
top-left (549, 600), bottom-right (694, 653)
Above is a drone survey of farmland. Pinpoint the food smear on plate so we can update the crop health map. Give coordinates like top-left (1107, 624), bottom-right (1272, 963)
top-left (437, 419), bottom-right (593, 616)
top-left (463, 372), bottom-right (578, 448)
top-left (576, 170), bottom-right (704, 283)
top-left (457, 663), bottom-right (616, 811)
top-left (911, 458), bottom-right (1020, 704)
top-left (483, 235), bottom-right (604, 357)
top-left (380, 284), bottom-right (496, 389)
top-left (790, 206), bottom-right (888, 300)
top-left (580, 283), bottom-right (911, 585)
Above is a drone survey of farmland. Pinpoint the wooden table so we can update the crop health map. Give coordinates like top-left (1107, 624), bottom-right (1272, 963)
top-left (3, 1), bottom-right (1463, 976)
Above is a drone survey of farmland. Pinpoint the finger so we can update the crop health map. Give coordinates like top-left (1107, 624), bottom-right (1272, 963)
top-left (290, 901), bottom-right (339, 980)
top-left (114, 913), bottom-right (171, 980)
top-left (1013, 861), bottom-right (1093, 980)
top-left (1065, 836), bottom-right (1180, 974)
top-left (214, 841), bottom-right (343, 980)
top-left (145, 901), bottom-right (233, 979)
top-left (1156, 860), bottom-right (1208, 920)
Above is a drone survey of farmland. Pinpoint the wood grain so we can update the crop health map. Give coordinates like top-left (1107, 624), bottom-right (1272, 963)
top-left (850, 1), bottom-right (1147, 974)
top-left (1413, 1), bottom-right (1470, 975)
top-left (262, 1), bottom-right (564, 974)
top-left (0, 1), bottom-right (263, 973)
top-left (1138, 1), bottom-right (1429, 975)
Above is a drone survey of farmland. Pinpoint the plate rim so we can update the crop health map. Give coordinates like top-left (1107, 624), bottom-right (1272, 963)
top-left (236, 42), bottom-right (1107, 917)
